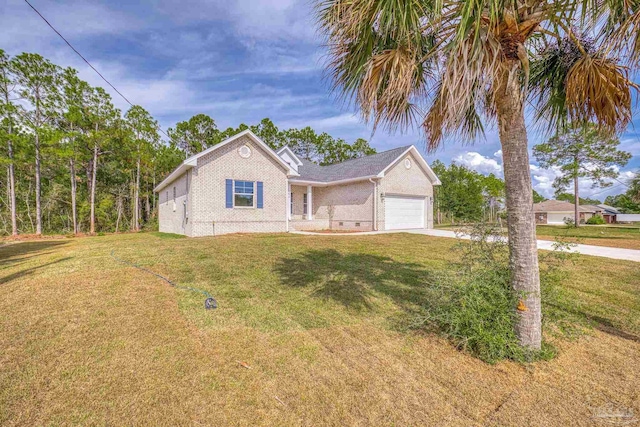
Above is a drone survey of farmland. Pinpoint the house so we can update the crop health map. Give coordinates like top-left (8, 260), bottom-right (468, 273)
top-left (597, 204), bottom-right (622, 223)
top-left (154, 130), bottom-right (441, 237)
top-left (533, 200), bottom-right (596, 225)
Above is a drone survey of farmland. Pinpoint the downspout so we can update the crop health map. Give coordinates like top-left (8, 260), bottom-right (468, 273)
top-left (369, 178), bottom-right (378, 231)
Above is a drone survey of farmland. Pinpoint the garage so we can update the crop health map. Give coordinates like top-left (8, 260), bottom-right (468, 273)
top-left (384, 196), bottom-right (425, 230)
top-left (547, 212), bottom-right (572, 225)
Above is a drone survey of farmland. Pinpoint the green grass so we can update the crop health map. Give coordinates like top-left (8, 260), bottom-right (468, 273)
top-left (536, 224), bottom-right (640, 239)
top-left (0, 233), bottom-right (639, 425)
top-left (536, 224), bottom-right (640, 250)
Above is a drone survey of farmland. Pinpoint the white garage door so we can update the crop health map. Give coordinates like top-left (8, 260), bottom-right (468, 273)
top-left (385, 196), bottom-right (425, 230)
top-left (547, 212), bottom-right (572, 224)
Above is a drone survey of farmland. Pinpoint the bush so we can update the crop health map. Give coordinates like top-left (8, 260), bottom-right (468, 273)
top-left (586, 215), bottom-right (606, 225)
top-left (412, 223), bottom-right (573, 363)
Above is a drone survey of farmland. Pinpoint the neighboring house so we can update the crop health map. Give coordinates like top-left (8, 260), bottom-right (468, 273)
top-left (597, 204), bottom-right (622, 223)
top-left (533, 200), bottom-right (596, 225)
top-left (154, 130), bottom-right (441, 237)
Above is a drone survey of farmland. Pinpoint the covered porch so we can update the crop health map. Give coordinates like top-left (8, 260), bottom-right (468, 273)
top-left (287, 181), bottom-right (377, 232)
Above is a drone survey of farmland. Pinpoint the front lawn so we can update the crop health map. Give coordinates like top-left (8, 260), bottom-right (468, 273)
top-left (536, 224), bottom-right (640, 250)
top-left (1, 233), bottom-right (638, 426)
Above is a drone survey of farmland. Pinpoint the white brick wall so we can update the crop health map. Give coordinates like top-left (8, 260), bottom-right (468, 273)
top-left (158, 171), bottom-right (192, 235)
top-left (289, 181), bottom-right (375, 231)
top-left (190, 135), bottom-right (289, 236)
top-left (379, 151), bottom-right (434, 229)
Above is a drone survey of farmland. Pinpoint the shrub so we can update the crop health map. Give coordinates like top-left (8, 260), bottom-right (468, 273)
top-left (412, 223), bottom-right (573, 363)
top-left (586, 215), bottom-right (606, 225)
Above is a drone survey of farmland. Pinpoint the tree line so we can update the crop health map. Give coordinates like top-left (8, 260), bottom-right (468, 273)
top-left (0, 51), bottom-right (376, 236)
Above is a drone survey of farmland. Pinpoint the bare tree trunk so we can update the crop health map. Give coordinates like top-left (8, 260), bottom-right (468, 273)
top-left (90, 142), bottom-right (98, 234)
top-left (115, 193), bottom-right (122, 233)
top-left (70, 158), bottom-right (78, 234)
top-left (134, 155), bottom-right (140, 231)
top-left (574, 168), bottom-right (580, 228)
top-left (35, 132), bottom-right (42, 235)
top-left (145, 194), bottom-right (150, 222)
top-left (8, 139), bottom-right (17, 236)
top-left (495, 64), bottom-right (542, 351)
top-left (26, 182), bottom-right (34, 233)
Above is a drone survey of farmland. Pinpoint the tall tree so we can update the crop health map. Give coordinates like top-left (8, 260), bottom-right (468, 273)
top-left (630, 173), bottom-right (640, 204)
top-left (86, 87), bottom-right (119, 234)
top-left (125, 106), bottom-right (159, 231)
top-left (532, 190), bottom-right (546, 204)
top-left (534, 124), bottom-right (631, 226)
top-left (168, 113), bottom-right (217, 157)
top-left (0, 50), bottom-right (18, 236)
top-left (61, 67), bottom-right (91, 235)
top-left (11, 53), bottom-right (61, 235)
top-left (431, 160), bottom-right (485, 223)
top-left (317, 0), bottom-right (637, 350)
top-left (482, 174), bottom-right (505, 223)
top-left (250, 118), bottom-right (284, 149)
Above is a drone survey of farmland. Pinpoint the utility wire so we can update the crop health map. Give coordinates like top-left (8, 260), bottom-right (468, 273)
top-left (23, 0), bottom-right (172, 140)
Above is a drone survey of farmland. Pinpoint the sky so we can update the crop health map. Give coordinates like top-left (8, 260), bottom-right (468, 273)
top-left (1, 0), bottom-right (639, 201)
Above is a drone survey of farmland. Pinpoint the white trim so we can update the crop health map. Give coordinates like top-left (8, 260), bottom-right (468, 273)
top-left (376, 146), bottom-right (441, 185)
top-left (276, 146), bottom-right (303, 166)
top-left (289, 174), bottom-right (380, 187)
top-left (306, 185), bottom-right (313, 220)
top-left (154, 130), bottom-right (299, 192)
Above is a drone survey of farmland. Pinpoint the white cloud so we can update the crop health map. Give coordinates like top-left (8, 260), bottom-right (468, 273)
top-left (453, 152), bottom-right (503, 176)
top-left (530, 164), bottom-right (634, 201)
top-left (0, 0), bottom-right (143, 53)
top-left (281, 114), bottom-right (363, 132)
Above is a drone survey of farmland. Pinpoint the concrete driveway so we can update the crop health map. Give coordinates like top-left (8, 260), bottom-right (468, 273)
top-left (291, 229), bottom-right (640, 262)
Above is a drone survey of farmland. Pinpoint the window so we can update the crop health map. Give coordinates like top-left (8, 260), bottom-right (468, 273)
top-left (303, 193), bottom-right (308, 215)
top-left (166, 191), bottom-right (169, 204)
top-left (290, 193), bottom-right (293, 215)
top-left (234, 180), bottom-right (254, 207)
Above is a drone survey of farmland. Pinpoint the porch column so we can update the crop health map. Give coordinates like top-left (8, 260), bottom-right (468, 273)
top-left (307, 185), bottom-right (313, 220)
top-left (287, 182), bottom-right (291, 221)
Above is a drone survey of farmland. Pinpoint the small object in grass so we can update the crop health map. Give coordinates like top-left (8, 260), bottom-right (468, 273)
top-left (205, 297), bottom-right (217, 310)
top-left (517, 300), bottom-right (528, 311)
top-left (274, 395), bottom-right (287, 407)
top-left (236, 360), bottom-right (251, 369)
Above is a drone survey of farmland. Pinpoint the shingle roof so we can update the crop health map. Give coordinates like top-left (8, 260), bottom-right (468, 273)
top-left (533, 200), bottom-right (596, 213)
top-left (294, 146), bottom-right (412, 182)
top-left (598, 204), bottom-right (622, 214)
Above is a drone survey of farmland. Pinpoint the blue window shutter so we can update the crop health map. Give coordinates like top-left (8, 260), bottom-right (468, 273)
top-left (257, 182), bottom-right (264, 209)
top-left (225, 179), bottom-right (233, 208)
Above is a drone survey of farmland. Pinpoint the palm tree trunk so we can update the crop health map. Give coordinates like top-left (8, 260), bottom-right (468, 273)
top-left (35, 131), bottom-right (42, 235)
top-left (90, 142), bottom-right (98, 234)
top-left (70, 158), bottom-right (77, 235)
top-left (494, 65), bottom-right (542, 351)
top-left (574, 162), bottom-right (579, 228)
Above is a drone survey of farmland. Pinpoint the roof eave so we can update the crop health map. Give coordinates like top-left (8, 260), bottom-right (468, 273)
top-left (289, 175), bottom-right (380, 187)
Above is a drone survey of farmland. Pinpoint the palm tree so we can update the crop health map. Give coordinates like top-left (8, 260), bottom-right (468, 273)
top-left (316, 0), bottom-right (637, 351)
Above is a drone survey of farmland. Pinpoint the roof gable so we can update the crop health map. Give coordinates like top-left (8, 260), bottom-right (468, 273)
top-left (154, 130), bottom-right (298, 192)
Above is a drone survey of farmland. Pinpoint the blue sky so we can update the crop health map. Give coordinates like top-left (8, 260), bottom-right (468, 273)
top-left (2, 0), bottom-right (639, 200)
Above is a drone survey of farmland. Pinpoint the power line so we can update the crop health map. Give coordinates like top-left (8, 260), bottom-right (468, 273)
top-left (23, 0), bottom-right (172, 140)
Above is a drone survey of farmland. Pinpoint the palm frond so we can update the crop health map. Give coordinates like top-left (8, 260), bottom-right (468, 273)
top-left (608, 8), bottom-right (640, 64)
top-left (565, 56), bottom-right (636, 131)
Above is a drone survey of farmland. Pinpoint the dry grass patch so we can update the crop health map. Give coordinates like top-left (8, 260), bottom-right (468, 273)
top-left (0, 232), bottom-right (638, 426)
